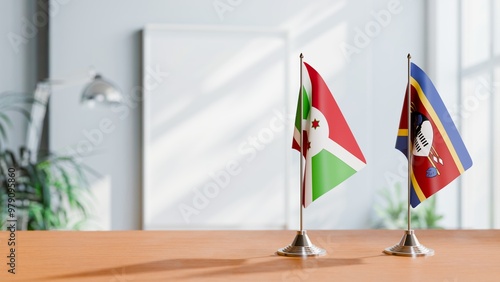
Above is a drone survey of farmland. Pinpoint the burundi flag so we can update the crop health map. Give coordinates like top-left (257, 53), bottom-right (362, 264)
top-left (396, 62), bottom-right (473, 208)
top-left (293, 62), bottom-right (366, 208)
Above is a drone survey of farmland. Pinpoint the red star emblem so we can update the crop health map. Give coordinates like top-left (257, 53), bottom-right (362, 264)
top-left (312, 119), bottom-right (320, 129)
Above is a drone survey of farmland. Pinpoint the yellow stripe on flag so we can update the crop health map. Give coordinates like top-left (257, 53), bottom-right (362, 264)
top-left (410, 170), bottom-right (427, 202)
top-left (410, 77), bottom-right (465, 173)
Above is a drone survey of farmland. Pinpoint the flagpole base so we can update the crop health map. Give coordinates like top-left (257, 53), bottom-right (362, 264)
top-left (383, 230), bottom-right (434, 257)
top-left (277, 230), bottom-right (326, 257)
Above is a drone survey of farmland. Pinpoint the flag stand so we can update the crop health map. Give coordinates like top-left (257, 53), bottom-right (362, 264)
top-left (277, 230), bottom-right (326, 257)
top-left (383, 54), bottom-right (434, 257)
top-left (277, 53), bottom-right (326, 257)
top-left (383, 229), bottom-right (434, 257)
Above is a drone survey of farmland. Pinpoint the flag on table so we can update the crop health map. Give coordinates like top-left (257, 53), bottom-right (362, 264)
top-left (396, 62), bottom-right (473, 208)
top-left (293, 62), bottom-right (366, 208)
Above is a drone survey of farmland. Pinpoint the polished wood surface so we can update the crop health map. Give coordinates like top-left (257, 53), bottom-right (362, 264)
top-left (0, 229), bottom-right (499, 281)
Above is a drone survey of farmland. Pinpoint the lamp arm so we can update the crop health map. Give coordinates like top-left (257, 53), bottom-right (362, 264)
top-left (42, 67), bottom-right (96, 89)
top-left (25, 68), bottom-right (96, 161)
top-left (25, 82), bottom-right (51, 162)
top-left (25, 68), bottom-right (121, 161)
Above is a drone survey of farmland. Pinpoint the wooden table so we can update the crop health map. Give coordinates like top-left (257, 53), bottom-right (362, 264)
top-left (0, 230), bottom-right (499, 281)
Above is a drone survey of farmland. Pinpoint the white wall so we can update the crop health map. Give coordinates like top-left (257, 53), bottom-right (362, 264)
top-left (0, 0), bottom-right (38, 150)
top-left (49, 0), bottom-right (426, 230)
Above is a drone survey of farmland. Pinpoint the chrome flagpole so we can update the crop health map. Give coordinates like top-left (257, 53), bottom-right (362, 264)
top-left (383, 54), bottom-right (434, 257)
top-left (300, 52), bottom-right (304, 233)
top-left (277, 53), bottom-right (325, 257)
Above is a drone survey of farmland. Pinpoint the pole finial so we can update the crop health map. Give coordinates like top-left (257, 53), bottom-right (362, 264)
top-left (300, 53), bottom-right (304, 59)
top-left (407, 53), bottom-right (411, 60)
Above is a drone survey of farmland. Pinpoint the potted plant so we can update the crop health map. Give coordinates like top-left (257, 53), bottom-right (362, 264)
top-left (0, 92), bottom-right (94, 230)
top-left (373, 181), bottom-right (444, 229)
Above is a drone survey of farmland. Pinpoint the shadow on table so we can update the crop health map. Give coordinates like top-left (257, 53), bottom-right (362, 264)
top-left (43, 255), bottom-right (375, 280)
top-left (180, 256), bottom-right (370, 280)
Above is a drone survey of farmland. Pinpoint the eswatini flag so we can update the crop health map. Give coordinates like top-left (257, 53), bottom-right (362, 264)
top-left (396, 63), bottom-right (472, 207)
top-left (292, 62), bottom-right (366, 208)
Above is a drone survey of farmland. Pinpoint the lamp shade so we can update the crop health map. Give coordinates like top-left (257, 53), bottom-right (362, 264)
top-left (81, 74), bottom-right (122, 105)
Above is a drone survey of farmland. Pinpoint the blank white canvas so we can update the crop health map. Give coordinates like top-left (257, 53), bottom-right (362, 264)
top-left (142, 25), bottom-right (290, 229)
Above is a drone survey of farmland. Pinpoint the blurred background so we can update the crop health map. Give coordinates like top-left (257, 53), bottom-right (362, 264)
top-left (0, 0), bottom-right (498, 230)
